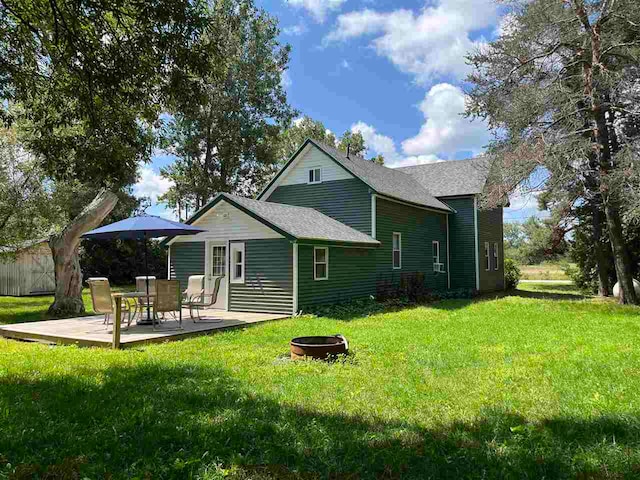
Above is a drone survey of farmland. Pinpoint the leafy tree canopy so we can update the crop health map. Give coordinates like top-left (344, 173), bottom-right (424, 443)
top-left (1, 0), bottom-right (209, 193)
top-left (466, 0), bottom-right (640, 303)
top-left (159, 0), bottom-right (297, 216)
top-left (0, 124), bottom-right (62, 257)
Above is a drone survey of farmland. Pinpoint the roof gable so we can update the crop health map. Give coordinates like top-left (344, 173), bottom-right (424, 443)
top-left (167, 193), bottom-right (380, 247)
top-left (258, 139), bottom-right (452, 213)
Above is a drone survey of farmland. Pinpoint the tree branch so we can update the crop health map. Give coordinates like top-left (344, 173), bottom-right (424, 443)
top-left (507, 43), bottom-right (564, 78)
top-left (601, 41), bottom-right (640, 56)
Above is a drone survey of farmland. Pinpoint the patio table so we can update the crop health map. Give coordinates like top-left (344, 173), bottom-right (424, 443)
top-left (113, 291), bottom-right (156, 325)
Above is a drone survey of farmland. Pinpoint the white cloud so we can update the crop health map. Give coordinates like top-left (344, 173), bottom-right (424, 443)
top-left (351, 121), bottom-right (443, 168)
top-left (401, 83), bottom-right (491, 157)
top-left (324, 0), bottom-right (498, 83)
top-left (282, 23), bottom-right (307, 36)
top-left (134, 166), bottom-right (173, 203)
top-left (286, 0), bottom-right (346, 23)
top-left (504, 187), bottom-right (549, 222)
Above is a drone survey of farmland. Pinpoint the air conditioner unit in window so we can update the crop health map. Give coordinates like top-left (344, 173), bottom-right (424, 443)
top-left (433, 262), bottom-right (445, 273)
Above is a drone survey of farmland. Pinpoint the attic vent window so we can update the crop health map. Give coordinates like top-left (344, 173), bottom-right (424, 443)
top-left (308, 167), bottom-right (322, 184)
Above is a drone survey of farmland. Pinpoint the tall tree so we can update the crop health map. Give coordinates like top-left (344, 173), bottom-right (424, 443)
top-left (466, 0), bottom-right (640, 303)
top-left (337, 130), bottom-right (366, 157)
top-left (278, 117), bottom-right (384, 167)
top-left (278, 116), bottom-right (337, 161)
top-left (160, 0), bottom-right (297, 215)
top-left (1, 0), bottom-right (209, 313)
top-left (0, 123), bottom-right (62, 257)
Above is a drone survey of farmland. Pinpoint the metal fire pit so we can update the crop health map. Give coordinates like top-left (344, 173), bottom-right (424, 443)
top-left (290, 335), bottom-right (348, 360)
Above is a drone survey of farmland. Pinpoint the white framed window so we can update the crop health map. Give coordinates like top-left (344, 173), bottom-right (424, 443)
top-left (230, 243), bottom-right (245, 284)
top-left (493, 242), bottom-right (499, 270)
top-left (392, 232), bottom-right (401, 269)
top-left (308, 167), bottom-right (322, 184)
top-left (484, 242), bottom-right (490, 271)
top-left (433, 240), bottom-right (445, 273)
top-left (314, 247), bottom-right (329, 280)
top-left (212, 245), bottom-right (226, 276)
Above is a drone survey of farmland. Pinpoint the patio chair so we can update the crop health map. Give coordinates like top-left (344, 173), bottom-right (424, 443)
top-left (87, 278), bottom-right (136, 330)
top-left (135, 276), bottom-right (156, 322)
top-left (183, 275), bottom-right (223, 322)
top-left (153, 279), bottom-right (182, 330)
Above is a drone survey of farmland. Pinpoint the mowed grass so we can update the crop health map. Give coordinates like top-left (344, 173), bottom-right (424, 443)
top-left (520, 263), bottom-right (572, 281)
top-left (0, 286), bottom-right (135, 325)
top-left (2, 283), bottom-right (640, 479)
top-left (0, 292), bottom-right (94, 325)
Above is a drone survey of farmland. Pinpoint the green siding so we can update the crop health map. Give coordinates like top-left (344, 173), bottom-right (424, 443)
top-left (298, 245), bottom-right (376, 308)
top-left (442, 197), bottom-right (477, 290)
top-left (169, 242), bottom-right (205, 291)
top-left (229, 239), bottom-right (293, 314)
top-left (375, 198), bottom-right (448, 291)
top-left (478, 207), bottom-right (505, 291)
top-left (267, 178), bottom-right (372, 235)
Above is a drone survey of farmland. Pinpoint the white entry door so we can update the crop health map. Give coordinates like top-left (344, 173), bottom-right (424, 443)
top-left (207, 243), bottom-right (227, 309)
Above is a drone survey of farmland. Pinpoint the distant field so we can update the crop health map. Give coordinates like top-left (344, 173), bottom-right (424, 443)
top-left (520, 263), bottom-right (572, 281)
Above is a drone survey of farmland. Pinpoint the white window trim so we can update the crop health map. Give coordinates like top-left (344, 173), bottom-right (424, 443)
top-left (433, 240), bottom-right (445, 273)
top-left (392, 232), bottom-right (402, 270)
top-left (230, 242), bottom-right (245, 284)
top-left (313, 246), bottom-right (329, 280)
top-left (494, 242), bottom-right (499, 271)
top-left (307, 167), bottom-right (322, 185)
top-left (484, 242), bottom-right (490, 271)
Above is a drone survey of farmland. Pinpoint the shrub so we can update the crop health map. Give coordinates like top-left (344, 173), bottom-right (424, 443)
top-left (504, 259), bottom-right (521, 289)
top-left (563, 262), bottom-right (598, 294)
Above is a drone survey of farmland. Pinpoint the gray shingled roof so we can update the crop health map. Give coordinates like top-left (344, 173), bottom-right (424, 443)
top-left (398, 157), bottom-right (491, 197)
top-left (310, 140), bottom-right (453, 212)
top-left (221, 193), bottom-right (380, 245)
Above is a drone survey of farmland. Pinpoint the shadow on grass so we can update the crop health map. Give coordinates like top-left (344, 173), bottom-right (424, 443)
top-left (510, 287), bottom-right (589, 301)
top-left (1, 363), bottom-right (639, 479)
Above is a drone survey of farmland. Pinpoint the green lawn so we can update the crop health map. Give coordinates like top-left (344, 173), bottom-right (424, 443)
top-left (0, 286), bottom-right (135, 325)
top-left (2, 283), bottom-right (640, 479)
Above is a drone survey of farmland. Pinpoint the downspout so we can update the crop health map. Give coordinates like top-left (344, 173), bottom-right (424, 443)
top-left (371, 193), bottom-right (377, 239)
top-left (446, 215), bottom-right (451, 289)
top-left (225, 240), bottom-right (231, 311)
top-left (474, 196), bottom-right (480, 291)
top-left (292, 242), bottom-right (298, 315)
top-left (167, 246), bottom-right (171, 280)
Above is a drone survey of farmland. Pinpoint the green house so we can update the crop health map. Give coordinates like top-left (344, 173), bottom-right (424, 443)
top-left (164, 138), bottom-right (505, 314)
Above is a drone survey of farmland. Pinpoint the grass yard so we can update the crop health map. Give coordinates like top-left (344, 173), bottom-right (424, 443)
top-left (2, 283), bottom-right (640, 479)
top-left (0, 286), bottom-right (135, 325)
top-left (519, 263), bottom-right (572, 281)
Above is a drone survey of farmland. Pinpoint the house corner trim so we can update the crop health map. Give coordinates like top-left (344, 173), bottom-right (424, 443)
top-left (473, 196), bottom-right (480, 291)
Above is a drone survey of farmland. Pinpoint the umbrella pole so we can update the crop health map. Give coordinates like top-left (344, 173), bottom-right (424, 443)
top-left (144, 233), bottom-right (151, 322)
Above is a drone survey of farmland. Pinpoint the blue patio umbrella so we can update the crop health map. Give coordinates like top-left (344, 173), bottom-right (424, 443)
top-left (82, 215), bottom-right (206, 323)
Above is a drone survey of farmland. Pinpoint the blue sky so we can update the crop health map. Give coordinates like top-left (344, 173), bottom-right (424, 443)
top-left (135, 0), bottom-right (542, 222)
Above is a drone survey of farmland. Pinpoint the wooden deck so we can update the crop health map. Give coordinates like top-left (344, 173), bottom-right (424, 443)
top-left (0, 309), bottom-right (289, 348)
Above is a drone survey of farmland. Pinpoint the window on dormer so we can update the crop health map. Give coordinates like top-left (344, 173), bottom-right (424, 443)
top-left (308, 167), bottom-right (322, 184)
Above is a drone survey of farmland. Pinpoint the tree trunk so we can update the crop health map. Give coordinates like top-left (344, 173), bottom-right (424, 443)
top-left (593, 107), bottom-right (637, 304)
top-left (573, 0), bottom-right (638, 304)
top-left (591, 200), bottom-right (611, 297)
top-left (602, 193), bottom-right (637, 304)
top-left (48, 190), bottom-right (118, 316)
